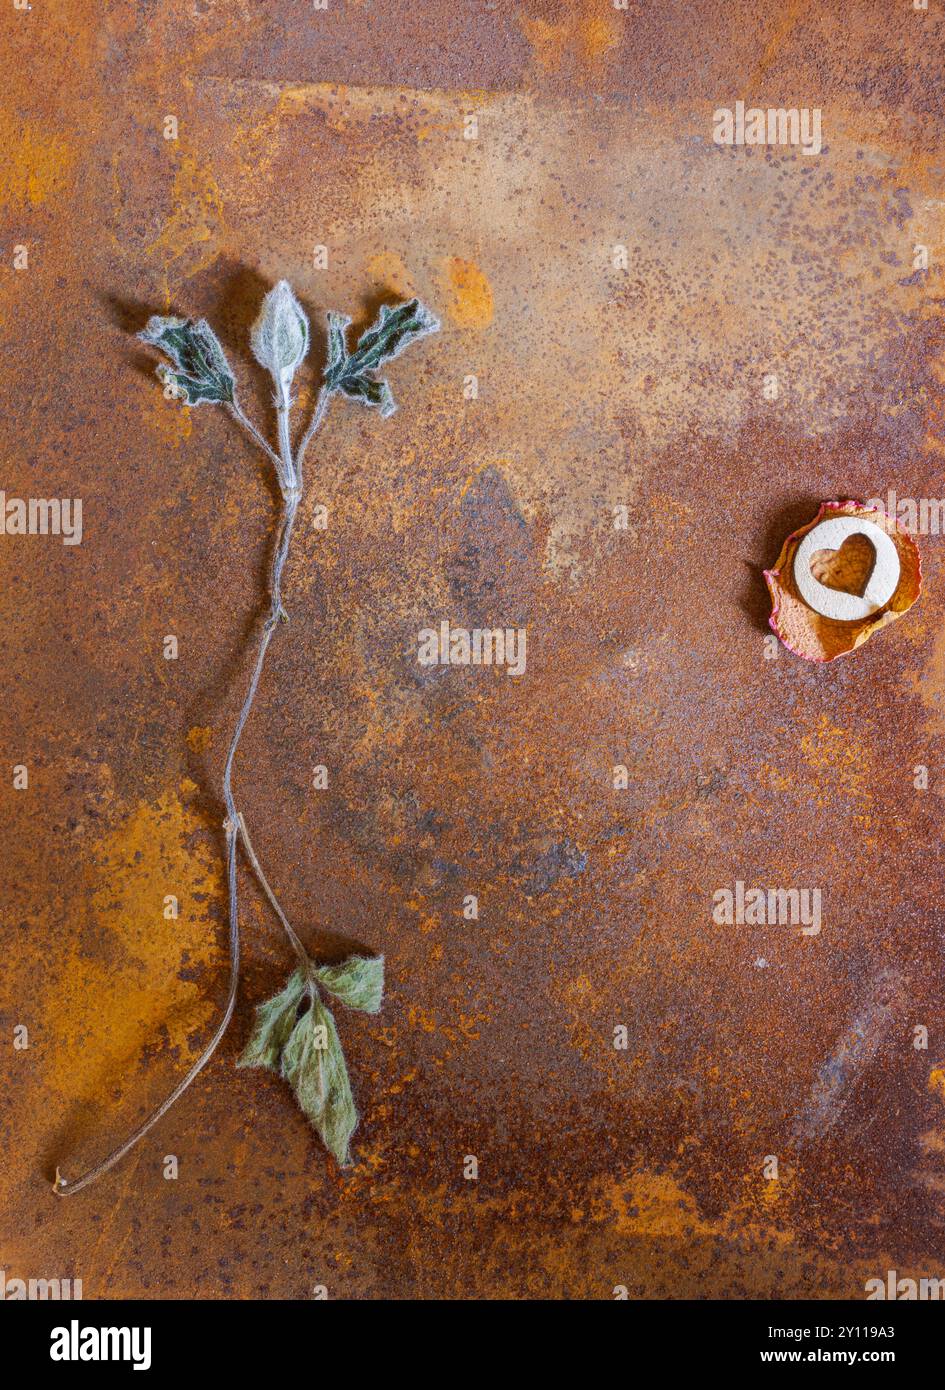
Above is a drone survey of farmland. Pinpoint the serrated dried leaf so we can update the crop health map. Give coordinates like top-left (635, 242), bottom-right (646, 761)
top-left (237, 969), bottom-right (307, 1071)
top-left (325, 311), bottom-right (351, 381)
top-left (281, 995), bottom-right (357, 1167)
top-left (139, 315), bottom-right (235, 406)
top-left (314, 954), bottom-right (384, 1013)
top-left (324, 298), bottom-right (439, 417)
top-left (346, 299), bottom-right (440, 374)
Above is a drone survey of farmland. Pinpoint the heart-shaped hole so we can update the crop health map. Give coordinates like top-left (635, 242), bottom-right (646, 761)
top-left (809, 532), bottom-right (876, 597)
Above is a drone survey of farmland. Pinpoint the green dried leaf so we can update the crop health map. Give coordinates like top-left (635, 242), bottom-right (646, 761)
top-left (238, 957), bottom-right (382, 1166)
top-left (338, 374), bottom-right (394, 415)
top-left (325, 311), bottom-right (351, 382)
top-left (139, 315), bottom-right (235, 406)
top-left (347, 299), bottom-right (440, 375)
top-left (324, 298), bottom-right (439, 417)
top-left (314, 954), bottom-right (384, 1013)
top-left (237, 969), bottom-right (307, 1071)
top-left (281, 995), bottom-right (358, 1167)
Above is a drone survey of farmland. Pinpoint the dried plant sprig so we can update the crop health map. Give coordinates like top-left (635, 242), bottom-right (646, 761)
top-left (54, 284), bottom-right (439, 1195)
top-left (238, 954), bottom-right (384, 1166)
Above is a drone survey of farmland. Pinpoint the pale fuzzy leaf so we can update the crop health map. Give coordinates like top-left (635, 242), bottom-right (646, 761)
top-left (323, 298), bottom-right (439, 416)
top-left (280, 995), bottom-right (358, 1167)
top-left (138, 315), bottom-right (235, 406)
top-left (325, 311), bottom-right (351, 381)
top-left (251, 280), bottom-right (310, 390)
top-left (237, 969), bottom-right (307, 1071)
top-left (346, 299), bottom-right (440, 376)
top-left (314, 954), bottom-right (384, 1013)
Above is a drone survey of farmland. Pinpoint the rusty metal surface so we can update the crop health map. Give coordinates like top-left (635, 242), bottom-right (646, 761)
top-left (2, 0), bottom-right (945, 1299)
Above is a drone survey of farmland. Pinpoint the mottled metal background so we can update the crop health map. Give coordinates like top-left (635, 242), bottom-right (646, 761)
top-left (2, 0), bottom-right (945, 1299)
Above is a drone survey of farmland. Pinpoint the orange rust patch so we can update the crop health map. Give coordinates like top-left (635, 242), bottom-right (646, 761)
top-left (0, 117), bottom-right (75, 209)
top-left (798, 714), bottom-right (873, 808)
top-left (145, 389), bottom-right (193, 447)
top-left (580, 14), bottom-right (621, 62)
top-left (366, 250), bottom-right (415, 298)
top-left (145, 146), bottom-right (225, 294)
top-left (748, 0), bottom-right (813, 85)
top-left (520, 9), bottom-right (621, 74)
top-left (45, 785), bottom-right (222, 1102)
top-left (441, 256), bottom-right (494, 327)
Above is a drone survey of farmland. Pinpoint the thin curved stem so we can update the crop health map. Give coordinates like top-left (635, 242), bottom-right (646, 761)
top-left (55, 393), bottom-right (332, 1197)
top-left (227, 397), bottom-right (285, 480)
top-left (276, 382), bottom-right (296, 492)
top-left (294, 386), bottom-right (330, 487)
top-left (236, 813), bottom-right (309, 973)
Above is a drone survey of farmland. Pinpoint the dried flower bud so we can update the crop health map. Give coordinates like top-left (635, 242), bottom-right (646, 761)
top-left (251, 280), bottom-right (310, 398)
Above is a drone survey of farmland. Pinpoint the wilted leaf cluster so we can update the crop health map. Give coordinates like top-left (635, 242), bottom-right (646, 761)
top-left (238, 957), bottom-right (384, 1166)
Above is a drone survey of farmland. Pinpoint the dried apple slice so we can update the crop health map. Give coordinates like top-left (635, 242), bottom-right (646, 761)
top-left (764, 500), bottom-right (921, 662)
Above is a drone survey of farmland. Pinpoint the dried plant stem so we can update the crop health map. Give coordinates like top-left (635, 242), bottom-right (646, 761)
top-left (227, 397), bottom-right (284, 480)
top-left (55, 404), bottom-right (329, 1197)
top-left (276, 391), bottom-right (295, 490)
top-left (236, 814), bottom-right (308, 973)
top-left (294, 386), bottom-right (330, 483)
